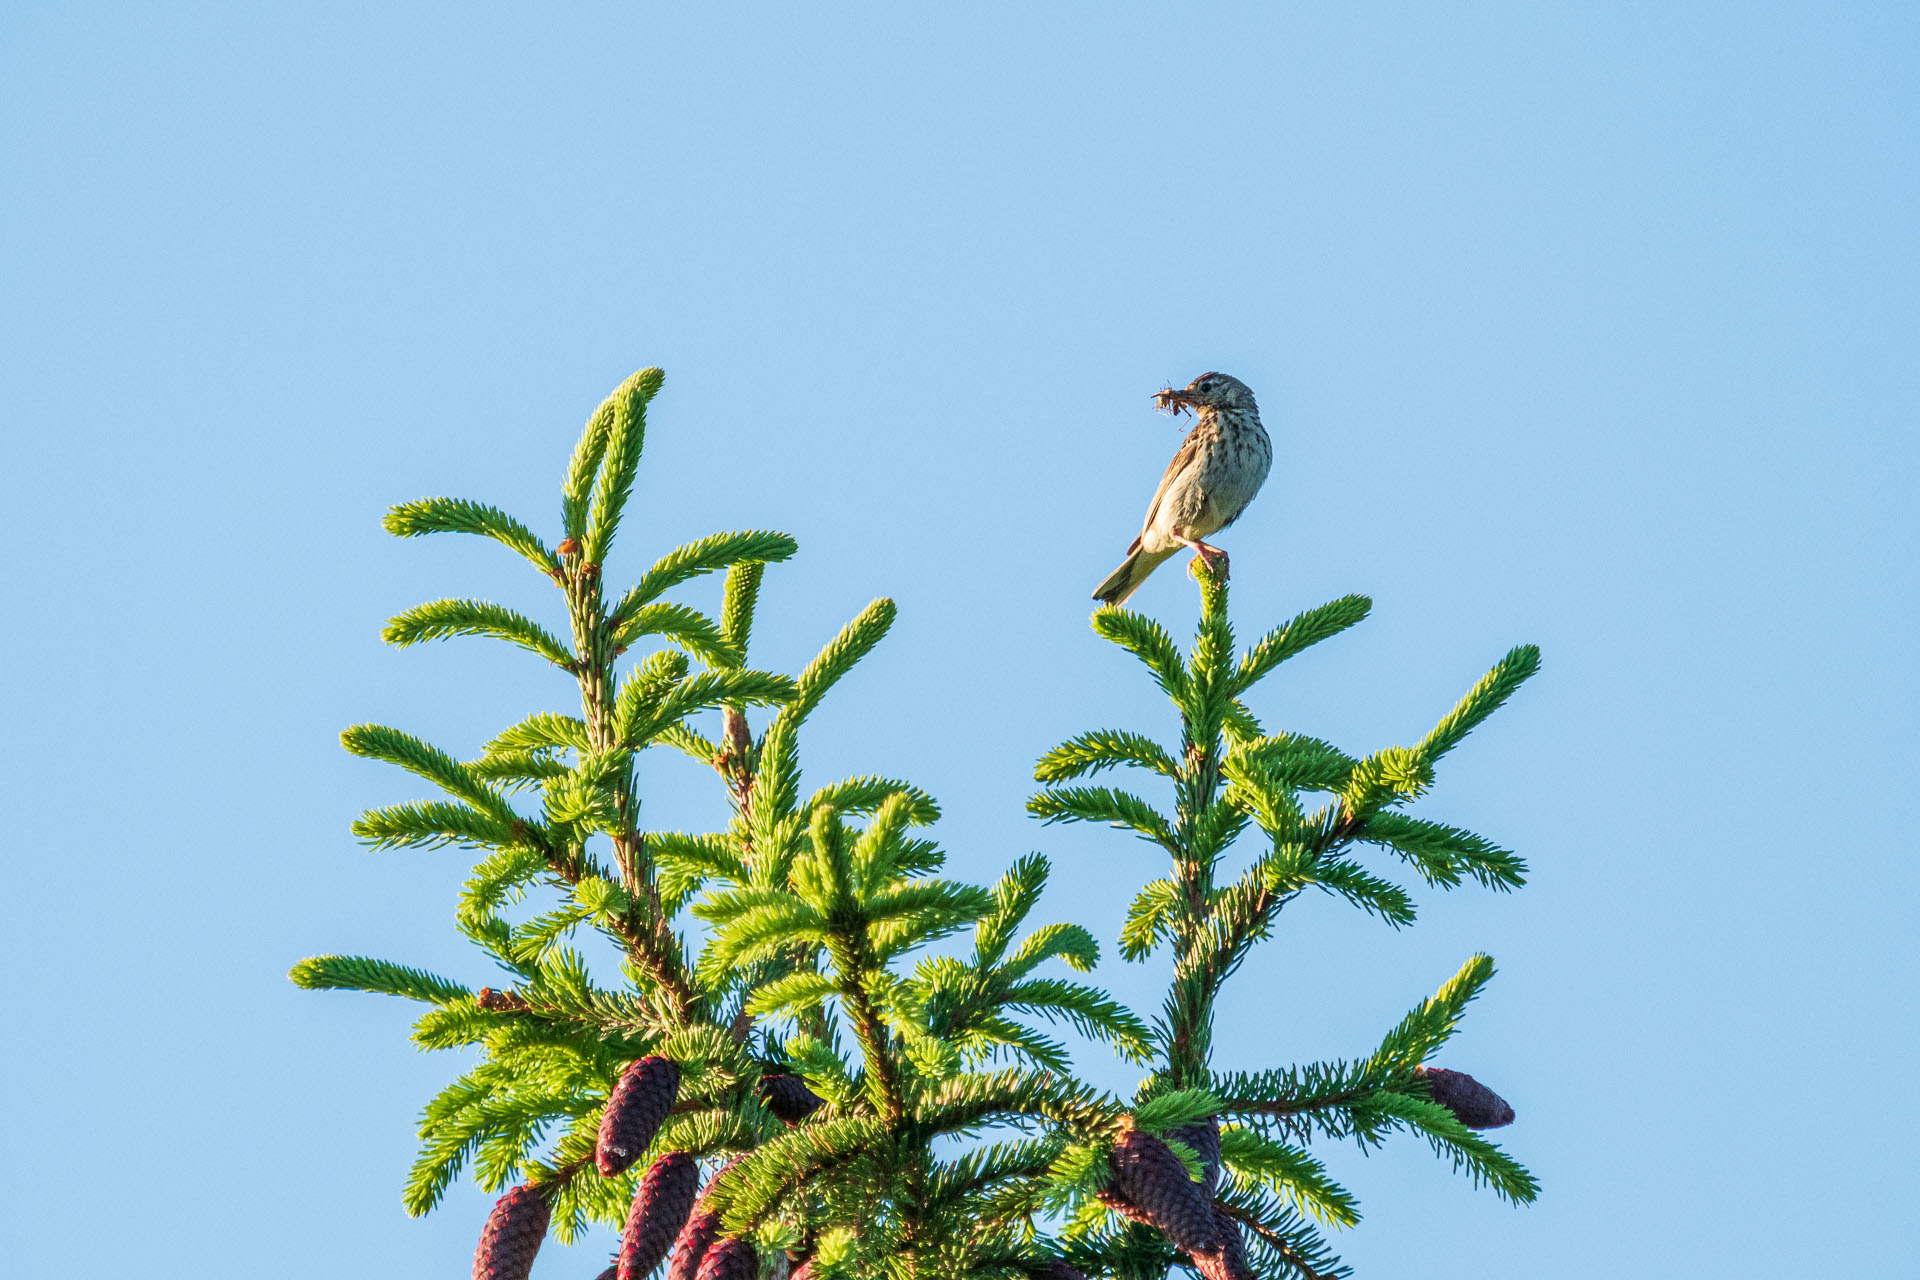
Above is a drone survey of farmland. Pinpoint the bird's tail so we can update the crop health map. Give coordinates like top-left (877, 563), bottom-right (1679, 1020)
top-left (1092, 545), bottom-right (1178, 607)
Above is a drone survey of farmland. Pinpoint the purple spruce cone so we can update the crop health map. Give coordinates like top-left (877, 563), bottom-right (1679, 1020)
top-left (694, 1238), bottom-right (758, 1280)
top-left (1034, 1262), bottom-right (1089, 1280)
top-left (1164, 1116), bottom-right (1222, 1196)
top-left (1107, 1128), bottom-right (1220, 1254)
top-left (1415, 1066), bottom-right (1515, 1129)
top-left (759, 1072), bottom-right (825, 1124)
top-left (597, 1055), bottom-right (682, 1176)
top-left (472, 1184), bottom-right (551, 1280)
top-left (618, 1151), bottom-right (702, 1280)
top-left (1194, 1207), bottom-right (1254, 1280)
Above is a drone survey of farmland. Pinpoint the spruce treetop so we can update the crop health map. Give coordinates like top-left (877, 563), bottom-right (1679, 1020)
top-left (295, 368), bottom-right (1540, 1279)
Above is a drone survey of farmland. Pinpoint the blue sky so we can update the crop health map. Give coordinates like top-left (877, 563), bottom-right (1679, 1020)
top-left (3, 3), bottom-right (1915, 1275)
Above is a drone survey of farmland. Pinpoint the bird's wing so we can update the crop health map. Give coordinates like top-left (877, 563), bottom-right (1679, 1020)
top-left (1137, 429), bottom-right (1203, 536)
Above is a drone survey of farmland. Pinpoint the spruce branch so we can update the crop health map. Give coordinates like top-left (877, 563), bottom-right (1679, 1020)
top-left (582, 366), bottom-right (663, 565)
top-left (1214, 1189), bottom-right (1349, 1280)
top-left (342, 723), bottom-right (520, 822)
top-left (1118, 880), bottom-right (1181, 961)
top-left (718, 559), bottom-right (768, 664)
top-left (1027, 786), bottom-right (1177, 851)
top-left (1351, 1091), bottom-right (1538, 1203)
top-left (383, 496), bottom-right (557, 570)
top-left (352, 799), bottom-right (517, 851)
top-left (611, 530), bottom-right (799, 632)
top-left (1000, 921), bottom-right (1100, 979)
top-left (808, 777), bottom-right (941, 826)
top-left (561, 383), bottom-right (619, 541)
top-left (1358, 814), bottom-right (1527, 891)
top-left (609, 601), bottom-right (739, 668)
top-left (1090, 609), bottom-right (1190, 701)
top-left (1418, 644), bottom-right (1543, 765)
top-left (467, 748), bottom-right (572, 789)
top-left (1216, 1127), bottom-right (1359, 1229)
top-left (1034, 729), bottom-right (1180, 783)
top-left (383, 597), bottom-right (577, 670)
top-left (486, 711), bottom-right (591, 754)
top-left (972, 853), bottom-right (1052, 968)
top-left (289, 955), bottom-right (473, 1006)
top-left (784, 597), bottom-right (897, 729)
top-left (1370, 953), bottom-right (1496, 1070)
top-left (1230, 594), bottom-right (1372, 697)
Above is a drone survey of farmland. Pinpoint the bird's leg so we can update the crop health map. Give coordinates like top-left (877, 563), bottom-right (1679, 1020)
top-left (1175, 535), bottom-right (1230, 579)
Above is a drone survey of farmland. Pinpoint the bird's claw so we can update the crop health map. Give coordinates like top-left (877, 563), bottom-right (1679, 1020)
top-left (1188, 546), bottom-right (1230, 580)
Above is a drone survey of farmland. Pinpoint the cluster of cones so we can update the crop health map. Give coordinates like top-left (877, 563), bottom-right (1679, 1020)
top-left (473, 1056), bottom-right (829, 1280)
top-left (1096, 1069), bottom-right (1512, 1280)
top-left (474, 1055), bottom-right (1509, 1279)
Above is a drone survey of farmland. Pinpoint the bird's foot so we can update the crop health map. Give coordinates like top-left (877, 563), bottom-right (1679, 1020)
top-left (1188, 543), bottom-right (1230, 579)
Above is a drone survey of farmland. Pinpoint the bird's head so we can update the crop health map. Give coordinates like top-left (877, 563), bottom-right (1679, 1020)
top-left (1154, 371), bottom-right (1255, 416)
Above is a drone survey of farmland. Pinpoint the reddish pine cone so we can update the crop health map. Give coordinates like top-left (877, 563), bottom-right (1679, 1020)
top-left (619, 1151), bottom-right (702, 1280)
top-left (1416, 1066), bottom-right (1516, 1129)
top-left (666, 1209), bottom-right (721, 1280)
top-left (667, 1156), bottom-right (743, 1280)
top-left (695, 1238), bottom-right (757, 1280)
top-left (598, 1055), bottom-right (682, 1175)
top-left (1164, 1117), bottom-right (1222, 1196)
top-left (471, 1184), bottom-right (550, 1280)
top-left (759, 1072), bottom-right (825, 1124)
top-left (596, 1268), bottom-right (617, 1280)
top-left (1194, 1207), bottom-right (1254, 1280)
top-left (1107, 1129), bottom-right (1220, 1254)
top-left (788, 1260), bottom-right (815, 1280)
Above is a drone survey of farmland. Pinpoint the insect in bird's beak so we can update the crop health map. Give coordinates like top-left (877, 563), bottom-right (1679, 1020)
top-left (1153, 386), bottom-right (1197, 418)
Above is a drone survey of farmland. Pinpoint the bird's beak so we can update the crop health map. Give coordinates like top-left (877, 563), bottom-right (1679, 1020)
top-left (1154, 386), bottom-right (1198, 413)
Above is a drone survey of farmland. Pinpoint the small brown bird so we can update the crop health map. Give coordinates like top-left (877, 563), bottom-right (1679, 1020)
top-left (1093, 372), bottom-right (1272, 606)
